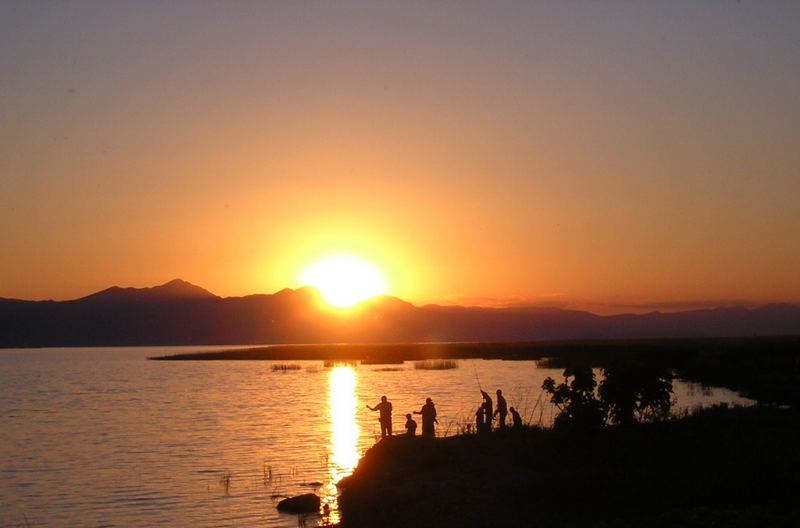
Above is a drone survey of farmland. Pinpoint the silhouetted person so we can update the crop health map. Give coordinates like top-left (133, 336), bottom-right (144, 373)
top-left (414, 397), bottom-right (438, 438)
top-left (494, 389), bottom-right (508, 428)
top-left (510, 406), bottom-right (523, 429)
top-left (405, 413), bottom-right (417, 436)
top-left (480, 390), bottom-right (494, 430)
top-left (367, 395), bottom-right (393, 438)
top-left (481, 401), bottom-right (493, 431)
top-left (475, 405), bottom-right (487, 434)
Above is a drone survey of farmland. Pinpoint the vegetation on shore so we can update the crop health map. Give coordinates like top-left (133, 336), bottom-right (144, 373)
top-left (337, 356), bottom-right (798, 527)
top-left (337, 405), bottom-right (800, 527)
top-left (151, 337), bottom-right (800, 408)
top-left (413, 359), bottom-right (459, 370)
top-left (151, 337), bottom-right (800, 526)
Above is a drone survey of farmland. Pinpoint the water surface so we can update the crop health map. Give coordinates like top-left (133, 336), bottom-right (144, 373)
top-left (0, 347), bottom-right (753, 527)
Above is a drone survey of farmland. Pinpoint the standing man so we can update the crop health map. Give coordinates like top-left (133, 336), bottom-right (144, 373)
top-left (480, 390), bottom-right (494, 431)
top-left (367, 395), bottom-right (393, 438)
top-left (414, 397), bottom-right (438, 438)
top-left (494, 389), bottom-right (508, 428)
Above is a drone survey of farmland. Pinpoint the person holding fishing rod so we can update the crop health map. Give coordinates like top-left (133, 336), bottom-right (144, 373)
top-left (367, 395), bottom-right (393, 438)
top-left (474, 368), bottom-right (494, 432)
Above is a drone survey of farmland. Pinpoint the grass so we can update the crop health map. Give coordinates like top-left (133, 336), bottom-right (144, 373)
top-left (413, 359), bottom-right (459, 370)
top-left (272, 363), bottom-right (302, 372)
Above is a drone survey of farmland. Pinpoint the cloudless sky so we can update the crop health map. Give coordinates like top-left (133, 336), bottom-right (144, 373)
top-left (1, 1), bottom-right (799, 312)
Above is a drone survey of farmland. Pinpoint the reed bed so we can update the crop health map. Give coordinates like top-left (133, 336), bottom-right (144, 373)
top-left (413, 359), bottom-right (459, 370)
top-left (534, 357), bottom-right (560, 368)
top-left (361, 358), bottom-right (404, 365)
top-left (323, 359), bottom-right (359, 368)
top-left (271, 363), bottom-right (302, 372)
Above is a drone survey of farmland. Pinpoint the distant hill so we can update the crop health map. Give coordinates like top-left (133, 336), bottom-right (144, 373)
top-left (78, 278), bottom-right (218, 303)
top-left (1, 280), bottom-right (799, 347)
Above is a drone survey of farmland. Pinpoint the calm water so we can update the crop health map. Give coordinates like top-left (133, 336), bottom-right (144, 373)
top-left (0, 347), bottom-right (754, 527)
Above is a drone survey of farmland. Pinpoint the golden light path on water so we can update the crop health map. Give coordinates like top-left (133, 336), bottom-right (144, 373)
top-left (0, 350), bottom-right (758, 527)
top-left (323, 366), bottom-right (359, 523)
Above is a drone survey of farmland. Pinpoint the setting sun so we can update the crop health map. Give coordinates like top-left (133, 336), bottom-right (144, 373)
top-left (299, 255), bottom-right (388, 308)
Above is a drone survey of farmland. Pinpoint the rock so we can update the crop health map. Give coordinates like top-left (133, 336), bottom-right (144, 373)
top-left (276, 493), bottom-right (320, 514)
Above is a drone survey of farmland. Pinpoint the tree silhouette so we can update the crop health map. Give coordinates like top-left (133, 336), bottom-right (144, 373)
top-left (544, 362), bottom-right (675, 428)
top-left (542, 366), bottom-right (605, 430)
top-left (599, 362), bottom-right (674, 425)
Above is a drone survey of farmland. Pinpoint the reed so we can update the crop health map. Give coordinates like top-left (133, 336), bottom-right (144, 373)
top-left (323, 359), bottom-right (359, 368)
top-left (413, 359), bottom-right (459, 370)
top-left (272, 363), bottom-right (302, 372)
top-left (534, 356), bottom-right (560, 368)
top-left (220, 472), bottom-right (231, 495)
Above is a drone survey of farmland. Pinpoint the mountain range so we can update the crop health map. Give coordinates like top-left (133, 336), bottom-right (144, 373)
top-left (1, 279), bottom-right (799, 347)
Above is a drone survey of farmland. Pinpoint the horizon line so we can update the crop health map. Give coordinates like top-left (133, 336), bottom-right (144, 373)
top-left (2, 278), bottom-right (798, 317)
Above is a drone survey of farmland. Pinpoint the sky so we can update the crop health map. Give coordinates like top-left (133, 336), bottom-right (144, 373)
top-left (1, 1), bottom-right (799, 312)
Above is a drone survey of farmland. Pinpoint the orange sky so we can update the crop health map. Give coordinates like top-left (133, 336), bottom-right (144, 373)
top-left (1, 3), bottom-right (799, 312)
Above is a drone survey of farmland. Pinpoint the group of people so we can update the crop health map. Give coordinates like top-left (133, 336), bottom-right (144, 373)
top-left (367, 396), bottom-right (438, 438)
top-left (366, 388), bottom-right (523, 440)
top-left (475, 389), bottom-right (522, 434)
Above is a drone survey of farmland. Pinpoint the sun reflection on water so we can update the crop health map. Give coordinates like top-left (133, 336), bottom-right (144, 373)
top-left (323, 366), bottom-right (359, 523)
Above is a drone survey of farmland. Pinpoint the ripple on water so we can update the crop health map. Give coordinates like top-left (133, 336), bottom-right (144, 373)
top-left (0, 347), bottom-right (755, 527)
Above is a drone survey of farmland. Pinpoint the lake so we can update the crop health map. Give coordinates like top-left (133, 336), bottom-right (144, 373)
top-left (0, 347), bottom-right (754, 527)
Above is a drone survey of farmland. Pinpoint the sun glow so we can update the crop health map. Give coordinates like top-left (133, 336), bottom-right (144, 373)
top-left (323, 365), bottom-right (360, 523)
top-left (329, 366), bottom-right (359, 474)
top-left (299, 255), bottom-right (388, 308)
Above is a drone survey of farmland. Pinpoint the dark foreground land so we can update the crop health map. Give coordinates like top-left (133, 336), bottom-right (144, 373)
top-left (337, 406), bottom-right (800, 528)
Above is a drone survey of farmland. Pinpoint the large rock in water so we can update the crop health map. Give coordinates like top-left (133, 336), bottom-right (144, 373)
top-left (276, 493), bottom-right (320, 514)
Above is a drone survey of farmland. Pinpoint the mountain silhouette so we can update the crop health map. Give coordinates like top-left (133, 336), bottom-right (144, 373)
top-left (78, 279), bottom-right (218, 303)
top-left (1, 280), bottom-right (799, 347)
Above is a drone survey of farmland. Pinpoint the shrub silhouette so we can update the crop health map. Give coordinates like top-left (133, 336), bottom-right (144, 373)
top-left (542, 366), bottom-right (605, 430)
top-left (599, 361), bottom-right (674, 425)
top-left (543, 361), bottom-right (674, 428)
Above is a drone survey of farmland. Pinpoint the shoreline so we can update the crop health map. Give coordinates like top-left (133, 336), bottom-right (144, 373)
top-left (148, 335), bottom-right (800, 361)
top-left (335, 406), bottom-right (800, 527)
top-left (148, 338), bottom-right (800, 407)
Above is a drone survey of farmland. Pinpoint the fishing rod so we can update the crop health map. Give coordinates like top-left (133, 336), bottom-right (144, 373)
top-left (473, 364), bottom-right (483, 392)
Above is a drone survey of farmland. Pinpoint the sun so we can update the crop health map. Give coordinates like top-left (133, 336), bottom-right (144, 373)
top-left (298, 255), bottom-right (388, 308)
